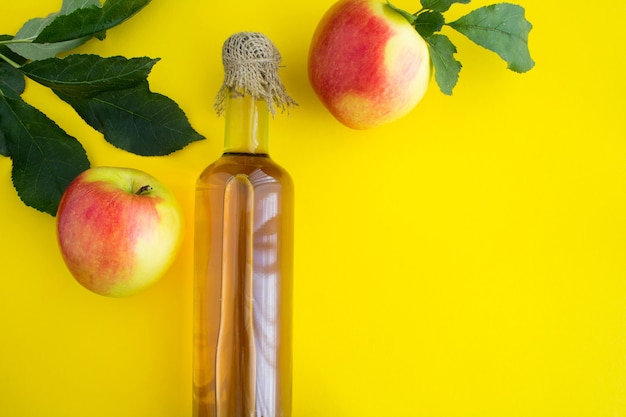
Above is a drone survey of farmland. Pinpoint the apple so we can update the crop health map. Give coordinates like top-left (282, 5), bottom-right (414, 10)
top-left (56, 166), bottom-right (184, 297)
top-left (308, 0), bottom-right (431, 129)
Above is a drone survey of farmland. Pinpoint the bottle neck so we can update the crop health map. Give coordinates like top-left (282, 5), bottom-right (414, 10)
top-left (223, 91), bottom-right (270, 155)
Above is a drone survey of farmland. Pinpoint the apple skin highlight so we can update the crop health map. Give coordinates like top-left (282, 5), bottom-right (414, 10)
top-left (308, 0), bottom-right (431, 129)
top-left (56, 167), bottom-right (183, 297)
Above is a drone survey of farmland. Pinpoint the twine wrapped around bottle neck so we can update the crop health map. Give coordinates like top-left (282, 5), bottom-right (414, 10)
top-left (214, 32), bottom-right (296, 117)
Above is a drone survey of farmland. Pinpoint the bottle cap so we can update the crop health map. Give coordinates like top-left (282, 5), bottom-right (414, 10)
top-left (215, 32), bottom-right (296, 116)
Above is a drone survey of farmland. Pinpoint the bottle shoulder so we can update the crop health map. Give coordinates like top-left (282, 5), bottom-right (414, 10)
top-left (197, 154), bottom-right (293, 188)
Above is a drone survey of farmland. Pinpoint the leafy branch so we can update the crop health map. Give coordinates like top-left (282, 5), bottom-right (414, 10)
top-left (0, 0), bottom-right (204, 216)
top-left (387, 0), bottom-right (535, 95)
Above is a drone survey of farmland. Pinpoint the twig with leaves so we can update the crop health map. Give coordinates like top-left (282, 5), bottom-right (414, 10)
top-left (0, 0), bottom-right (204, 216)
top-left (388, 0), bottom-right (535, 95)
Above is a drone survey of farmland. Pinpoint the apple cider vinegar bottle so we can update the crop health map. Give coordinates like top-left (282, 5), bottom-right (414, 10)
top-left (193, 33), bottom-right (296, 417)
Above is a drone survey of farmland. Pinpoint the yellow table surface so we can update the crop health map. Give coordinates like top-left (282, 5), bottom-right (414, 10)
top-left (1, 1), bottom-right (625, 416)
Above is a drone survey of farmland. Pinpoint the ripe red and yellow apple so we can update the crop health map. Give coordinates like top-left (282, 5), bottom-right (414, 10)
top-left (308, 0), bottom-right (431, 129)
top-left (56, 167), bottom-right (183, 297)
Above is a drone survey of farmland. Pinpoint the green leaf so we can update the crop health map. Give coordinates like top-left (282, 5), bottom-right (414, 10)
top-left (0, 95), bottom-right (90, 215)
top-left (0, 62), bottom-right (26, 99)
top-left (0, 129), bottom-right (6, 157)
top-left (7, 0), bottom-right (100, 61)
top-left (21, 54), bottom-right (160, 98)
top-left (34, 0), bottom-right (152, 44)
top-left (413, 10), bottom-right (445, 38)
top-left (425, 33), bottom-right (462, 95)
top-left (0, 61), bottom-right (25, 157)
top-left (56, 81), bottom-right (205, 156)
top-left (9, 18), bottom-right (90, 60)
top-left (60, 0), bottom-right (102, 15)
top-left (420, 0), bottom-right (470, 13)
top-left (448, 3), bottom-right (535, 73)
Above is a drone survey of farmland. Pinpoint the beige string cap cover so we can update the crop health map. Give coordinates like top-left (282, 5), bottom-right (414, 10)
top-left (214, 32), bottom-right (296, 117)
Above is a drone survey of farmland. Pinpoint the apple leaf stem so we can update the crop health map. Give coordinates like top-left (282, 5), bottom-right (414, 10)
top-left (0, 52), bottom-right (21, 69)
top-left (0, 37), bottom-right (35, 46)
top-left (388, 0), bottom-right (534, 95)
top-left (387, 1), bottom-right (418, 24)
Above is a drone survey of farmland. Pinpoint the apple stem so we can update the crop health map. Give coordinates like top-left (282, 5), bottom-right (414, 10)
top-left (136, 185), bottom-right (153, 195)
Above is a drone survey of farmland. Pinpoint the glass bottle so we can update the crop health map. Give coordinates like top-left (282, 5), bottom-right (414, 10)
top-left (193, 33), bottom-right (295, 417)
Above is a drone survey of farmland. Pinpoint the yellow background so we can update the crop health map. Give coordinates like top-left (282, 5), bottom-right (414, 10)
top-left (1, 0), bottom-right (625, 416)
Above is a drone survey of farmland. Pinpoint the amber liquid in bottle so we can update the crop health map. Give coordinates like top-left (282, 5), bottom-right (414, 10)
top-left (193, 93), bottom-right (294, 417)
